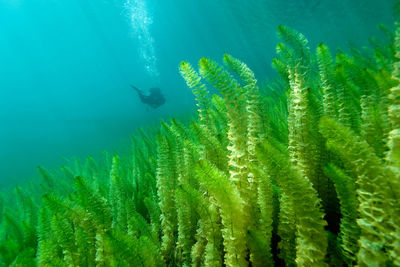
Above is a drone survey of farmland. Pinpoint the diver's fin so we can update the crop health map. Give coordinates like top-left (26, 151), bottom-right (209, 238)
top-left (130, 85), bottom-right (140, 92)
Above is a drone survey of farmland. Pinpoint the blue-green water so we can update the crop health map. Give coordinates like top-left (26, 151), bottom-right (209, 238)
top-left (0, 0), bottom-right (394, 186)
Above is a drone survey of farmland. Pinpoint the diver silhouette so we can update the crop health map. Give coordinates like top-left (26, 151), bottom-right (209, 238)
top-left (131, 85), bottom-right (166, 109)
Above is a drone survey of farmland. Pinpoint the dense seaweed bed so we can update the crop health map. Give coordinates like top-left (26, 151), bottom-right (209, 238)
top-left (0, 19), bottom-right (399, 267)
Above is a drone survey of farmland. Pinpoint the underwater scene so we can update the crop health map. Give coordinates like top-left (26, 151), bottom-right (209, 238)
top-left (0, 0), bottom-right (399, 266)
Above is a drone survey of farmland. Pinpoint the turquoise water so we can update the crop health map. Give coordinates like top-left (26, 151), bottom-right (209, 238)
top-left (0, 0), bottom-right (394, 186)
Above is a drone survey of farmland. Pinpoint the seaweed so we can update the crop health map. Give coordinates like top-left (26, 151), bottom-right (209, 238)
top-left (0, 16), bottom-right (399, 267)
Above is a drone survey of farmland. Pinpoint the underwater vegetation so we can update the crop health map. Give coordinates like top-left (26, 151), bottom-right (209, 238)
top-left (1, 17), bottom-right (400, 267)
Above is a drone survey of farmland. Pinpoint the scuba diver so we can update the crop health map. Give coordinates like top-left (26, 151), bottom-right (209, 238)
top-left (131, 85), bottom-right (166, 109)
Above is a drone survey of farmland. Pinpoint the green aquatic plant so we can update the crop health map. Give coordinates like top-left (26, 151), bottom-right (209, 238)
top-left (1, 16), bottom-right (400, 267)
